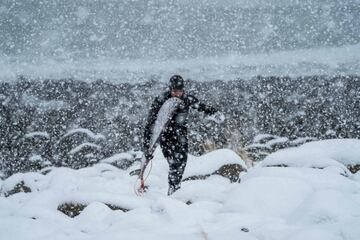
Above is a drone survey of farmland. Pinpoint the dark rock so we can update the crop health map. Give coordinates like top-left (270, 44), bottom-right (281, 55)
top-left (4, 181), bottom-right (32, 197)
top-left (182, 174), bottom-right (211, 182)
top-left (247, 152), bottom-right (269, 162)
top-left (268, 164), bottom-right (288, 168)
top-left (183, 163), bottom-right (246, 183)
top-left (58, 203), bottom-right (87, 218)
top-left (254, 135), bottom-right (277, 144)
top-left (66, 143), bottom-right (103, 169)
top-left (213, 164), bottom-right (246, 182)
top-left (105, 204), bottom-right (130, 212)
top-left (245, 136), bottom-right (318, 162)
top-left (270, 141), bottom-right (290, 151)
top-left (58, 202), bottom-right (130, 218)
top-left (288, 138), bottom-right (316, 147)
top-left (110, 160), bottom-right (134, 170)
top-left (40, 168), bottom-right (52, 175)
top-left (245, 145), bottom-right (272, 154)
top-left (348, 164), bottom-right (360, 174)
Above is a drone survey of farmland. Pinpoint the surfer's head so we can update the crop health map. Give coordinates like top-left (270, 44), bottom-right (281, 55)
top-left (169, 75), bottom-right (184, 98)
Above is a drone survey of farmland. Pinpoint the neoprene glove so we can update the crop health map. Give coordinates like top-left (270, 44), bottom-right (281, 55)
top-left (144, 151), bottom-right (153, 161)
top-left (209, 111), bottom-right (225, 123)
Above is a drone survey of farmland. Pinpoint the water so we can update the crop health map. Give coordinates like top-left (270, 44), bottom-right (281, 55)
top-left (0, 0), bottom-right (359, 81)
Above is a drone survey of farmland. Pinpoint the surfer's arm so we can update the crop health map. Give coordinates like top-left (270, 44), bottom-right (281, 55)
top-left (188, 95), bottom-right (218, 115)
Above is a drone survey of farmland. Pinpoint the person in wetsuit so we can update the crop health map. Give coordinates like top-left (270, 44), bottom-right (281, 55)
top-left (143, 75), bottom-right (224, 195)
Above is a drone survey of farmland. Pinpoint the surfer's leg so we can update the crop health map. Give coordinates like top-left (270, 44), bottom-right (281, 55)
top-left (163, 140), bottom-right (188, 195)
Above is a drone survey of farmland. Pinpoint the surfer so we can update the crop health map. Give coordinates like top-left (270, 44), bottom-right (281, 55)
top-left (143, 75), bottom-right (224, 195)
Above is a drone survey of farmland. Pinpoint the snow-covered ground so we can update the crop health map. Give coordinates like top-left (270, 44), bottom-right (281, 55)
top-left (1, 43), bottom-right (359, 82)
top-left (1, 139), bottom-right (360, 240)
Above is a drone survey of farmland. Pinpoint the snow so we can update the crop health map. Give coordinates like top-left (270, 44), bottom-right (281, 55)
top-left (69, 143), bottom-right (101, 155)
top-left (21, 94), bottom-right (69, 112)
top-left (1, 140), bottom-right (360, 239)
top-left (24, 132), bottom-right (50, 139)
top-left (100, 153), bottom-right (134, 164)
top-left (245, 144), bottom-right (272, 151)
top-left (1, 0), bottom-right (359, 82)
top-left (29, 155), bottom-right (43, 162)
top-left (253, 134), bottom-right (276, 143)
top-left (262, 139), bottom-right (360, 168)
top-left (265, 137), bottom-right (289, 147)
top-left (183, 149), bottom-right (247, 179)
top-left (247, 135), bottom-right (304, 151)
top-left (62, 128), bottom-right (105, 141)
top-left (1, 0), bottom-right (359, 237)
top-left (289, 137), bottom-right (317, 146)
top-left (1, 172), bottom-right (46, 193)
top-left (224, 176), bottom-right (313, 218)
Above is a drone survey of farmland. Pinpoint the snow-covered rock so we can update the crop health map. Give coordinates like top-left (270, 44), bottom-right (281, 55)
top-left (183, 149), bottom-right (247, 181)
top-left (69, 143), bottom-right (101, 155)
top-left (261, 139), bottom-right (360, 174)
top-left (24, 131), bottom-right (50, 139)
top-left (0, 172), bottom-right (45, 196)
top-left (62, 128), bottom-right (105, 142)
top-left (246, 134), bottom-right (317, 162)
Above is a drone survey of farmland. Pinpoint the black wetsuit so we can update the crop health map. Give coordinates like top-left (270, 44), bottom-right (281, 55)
top-left (143, 90), bottom-right (217, 192)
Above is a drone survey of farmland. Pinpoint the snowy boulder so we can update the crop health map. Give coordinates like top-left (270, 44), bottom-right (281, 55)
top-left (28, 154), bottom-right (51, 170)
top-left (4, 131), bottom-right (52, 174)
top-left (68, 142), bottom-right (103, 167)
top-left (55, 128), bottom-right (106, 169)
top-left (61, 128), bottom-right (106, 143)
top-left (288, 137), bottom-right (317, 147)
top-left (246, 134), bottom-right (317, 162)
top-left (265, 137), bottom-right (289, 151)
top-left (1, 172), bottom-right (45, 197)
top-left (253, 134), bottom-right (278, 144)
top-left (3, 181), bottom-right (31, 197)
top-left (244, 144), bottom-right (271, 161)
top-left (23, 131), bottom-right (50, 154)
top-left (40, 167), bottom-right (53, 175)
top-left (261, 139), bottom-right (360, 175)
top-left (183, 149), bottom-right (247, 182)
top-left (60, 142), bottom-right (104, 169)
top-left (24, 131), bottom-right (50, 141)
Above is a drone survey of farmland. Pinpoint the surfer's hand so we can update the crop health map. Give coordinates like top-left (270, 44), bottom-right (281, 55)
top-left (145, 152), bottom-right (153, 161)
top-left (140, 179), bottom-right (145, 189)
top-left (209, 111), bottom-right (225, 124)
